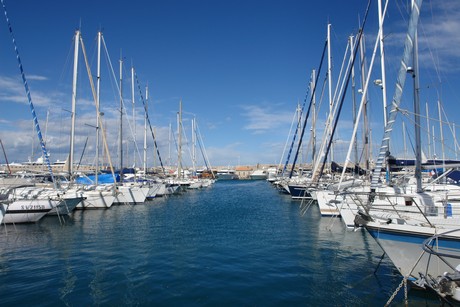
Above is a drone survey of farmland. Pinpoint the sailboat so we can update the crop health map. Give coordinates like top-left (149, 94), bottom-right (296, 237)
top-left (349, 1), bottom-right (460, 299)
top-left (112, 65), bottom-right (148, 204)
top-left (1, 183), bottom-right (85, 223)
top-left (67, 30), bottom-right (117, 209)
top-left (316, 1), bottom-right (389, 221)
top-left (0, 6), bottom-right (84, 222)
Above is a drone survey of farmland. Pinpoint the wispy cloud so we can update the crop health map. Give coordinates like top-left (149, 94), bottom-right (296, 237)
top-left (241, 103), bottom-right (294, 134)
top-left (0, 75), bottom-right (62, 108)
top-left (418, 0), bottom-right (460, 73)
top-left (27, 75), bottom-right (48, 81)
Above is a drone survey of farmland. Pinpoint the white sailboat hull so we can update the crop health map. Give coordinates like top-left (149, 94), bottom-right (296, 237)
top-left (114, 186), bottom-right (148, 204)
top-left (48, 196), bottom-right (84, 215)
top-left (73, 189), bottom-right (116, 209)
top-left (3, 198), bottom-right (56, 223)
top-left (364, 222), bottom-right (460, 279)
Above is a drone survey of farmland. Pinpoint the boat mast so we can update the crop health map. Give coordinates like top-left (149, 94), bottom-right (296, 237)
top-left (455, 123), bottom-right (458, 160)
top-left (95, 31), bottom-right (102, 185)
top-left (192, 117), bottom-right (196, 174)
top-left (79, 33), bottom-right (117, 185)
top-left (370, 0), bottom-right (423, 194)
top-left (144, 84), bottom-right (148, 174)
top-left (296, 101), bottom-right (302, 167)
top-left (426, 102), bottom-right (431, 159)
top-left (311, 69), bottom-right (316, 167)
top-left (177, 99), bottom-right (183, 179)
top-left (327, 23), bottom-right (333, 162)
top-left (438, 100), bottom-right (445, 172)
top-left (412, 18), bottom-right (422, 193)
top-left (69, 30), bottom-right (80, 177)
top-left (378, 0), bottom-right (388, 127)
top-left (119, 54), bottom-right (124, 181)
top-left (359, 34), bottom-right (370, 176)
top-left (168, 123), bottom-right (172, 168)
top-left (131, 66), bottom-right (136, 168)
top-left (350, 35), bottom-right (359, 175)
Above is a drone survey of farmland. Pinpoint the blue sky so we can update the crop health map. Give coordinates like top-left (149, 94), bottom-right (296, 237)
top-left (0, 0), bottom-right (459, 170)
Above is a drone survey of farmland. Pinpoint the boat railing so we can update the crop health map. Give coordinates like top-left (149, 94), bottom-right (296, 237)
top-left (422, 229), bottom-right (460, 267)
top-left (340, 190), bottom-right (435, 227)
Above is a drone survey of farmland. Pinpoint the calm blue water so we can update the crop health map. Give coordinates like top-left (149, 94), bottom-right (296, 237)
top-left (0, 180), bottom-right (439, 306)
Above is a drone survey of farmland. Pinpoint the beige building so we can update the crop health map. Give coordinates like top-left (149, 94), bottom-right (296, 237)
top-left (234, 166), bottom-right (253, 179)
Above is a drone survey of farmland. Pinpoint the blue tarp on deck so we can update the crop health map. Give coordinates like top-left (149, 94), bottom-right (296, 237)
top-left (75, 173), bottom-right (120, 185)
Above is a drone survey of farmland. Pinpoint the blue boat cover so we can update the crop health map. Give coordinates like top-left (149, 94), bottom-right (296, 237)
top-left (75, 173), bottom-right (120, 184)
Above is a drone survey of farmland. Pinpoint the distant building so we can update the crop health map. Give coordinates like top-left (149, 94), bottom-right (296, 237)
top-left (235, 166), bottom-right (253, 179)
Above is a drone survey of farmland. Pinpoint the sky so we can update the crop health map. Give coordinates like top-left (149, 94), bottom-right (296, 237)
top-left (0, 0), bottom-right (459, 171)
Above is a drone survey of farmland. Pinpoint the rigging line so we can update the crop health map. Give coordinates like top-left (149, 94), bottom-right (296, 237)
top-left (337, 0), bottom-right (390, 185)
top-left (289, 39), bottom-right (328, 178)
top-left (79, 35), bottom-right (117, 184)
top-left (299, 56), bottom-right (329, 177)
top-left (281, 104), bottom-right (303, 176)
top-left (76, 136), bottom-right (89, 172)
top-left (370, 0), bottom-right (424, 193)
top-left (315, 72), bottom-right (329, 120)
top-left (133, 71), bottom-right (166, 175)
top-left (195, 120), bottom-right (214, 174)
top-left (0, 139), bottom-right (11, 175)
top-left (170, 126), bottom-right (186, 170)
top-left (100, 35), bottom-right (141, 164)
top-left (311, 60), bottom-right (351, 181)
top-left (331, 38), bottom-right (351, 109)
top-left (401, 113), bottom-right (458, 157)
top-left (1, 0), bottom-right (57, 188)
top-left (417, 10), bottom-right (442, 84)
top-left (321, 37), bottom-right (356, 168)
top-left (282, 74), bottom-right (312, 176)
top-left (180, 121), bottom-right (193, 170)
top-left (398, 105), bottom-right (453, 127)
top-left (440, 101), bottom-right (459, 143)
top-left (316, 0), bottom-right (372, 183)
top-left (277, 105), bottom-right (299, 174)
top-left (196, 133), bottom-right (209, 169)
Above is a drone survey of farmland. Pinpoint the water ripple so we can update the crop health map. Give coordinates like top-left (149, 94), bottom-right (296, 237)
top-left (0, 181), bottom-right (438, 305)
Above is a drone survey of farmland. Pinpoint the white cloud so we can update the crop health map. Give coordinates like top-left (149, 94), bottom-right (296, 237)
top-left (241, 103), bottom-right (294, 134)
top-left (417, 0), bottom-right (460, 73)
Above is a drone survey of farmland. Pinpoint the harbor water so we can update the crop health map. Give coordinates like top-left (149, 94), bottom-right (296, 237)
top-left (0, 180), bottom-right (439, 306)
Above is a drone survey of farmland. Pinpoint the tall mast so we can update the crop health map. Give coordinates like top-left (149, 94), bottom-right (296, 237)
top-left (370, 0), bottom-right (423, 192)
top-left (177, 99), bottom-right (183, 179)
top-left (69, 30), bottom-right (80, 177)
top-left (426, 102), bottom-right (431, 159)
top-left (131, 66), bottom-right (136, 168)
top-left (95, 31), bottom-right (102, 185)
top-left (327, 23), bottom-right (333, 161)
top-left (119, 54), bottom-right (123, 180)
top-left (311, 69), bottom-right (316, 167)
top-left (378, 0), bottom-right (388, 127)
top-left (350, 35), bottom-right (359, 174)
top-left (359, 34), bottom-right (370, 174)
top-left (168, 123), bottom-right (172, 168)
top-left (438, 100), bottom-right (445, 172)
top-left (144, 84), bottom-right (148, 174)
top-left (192, 117), bottom-right (196, 174)
top-left (412, 8), bottom-right (422, 193)
top-left (454, 123), bottom-right (458, 160)
top-left (296, 101), bottom-right (302, 166)
top-left (403, 121), bottom-right (407, 157)
top-left (30, 120), bottom-right (34, 162)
